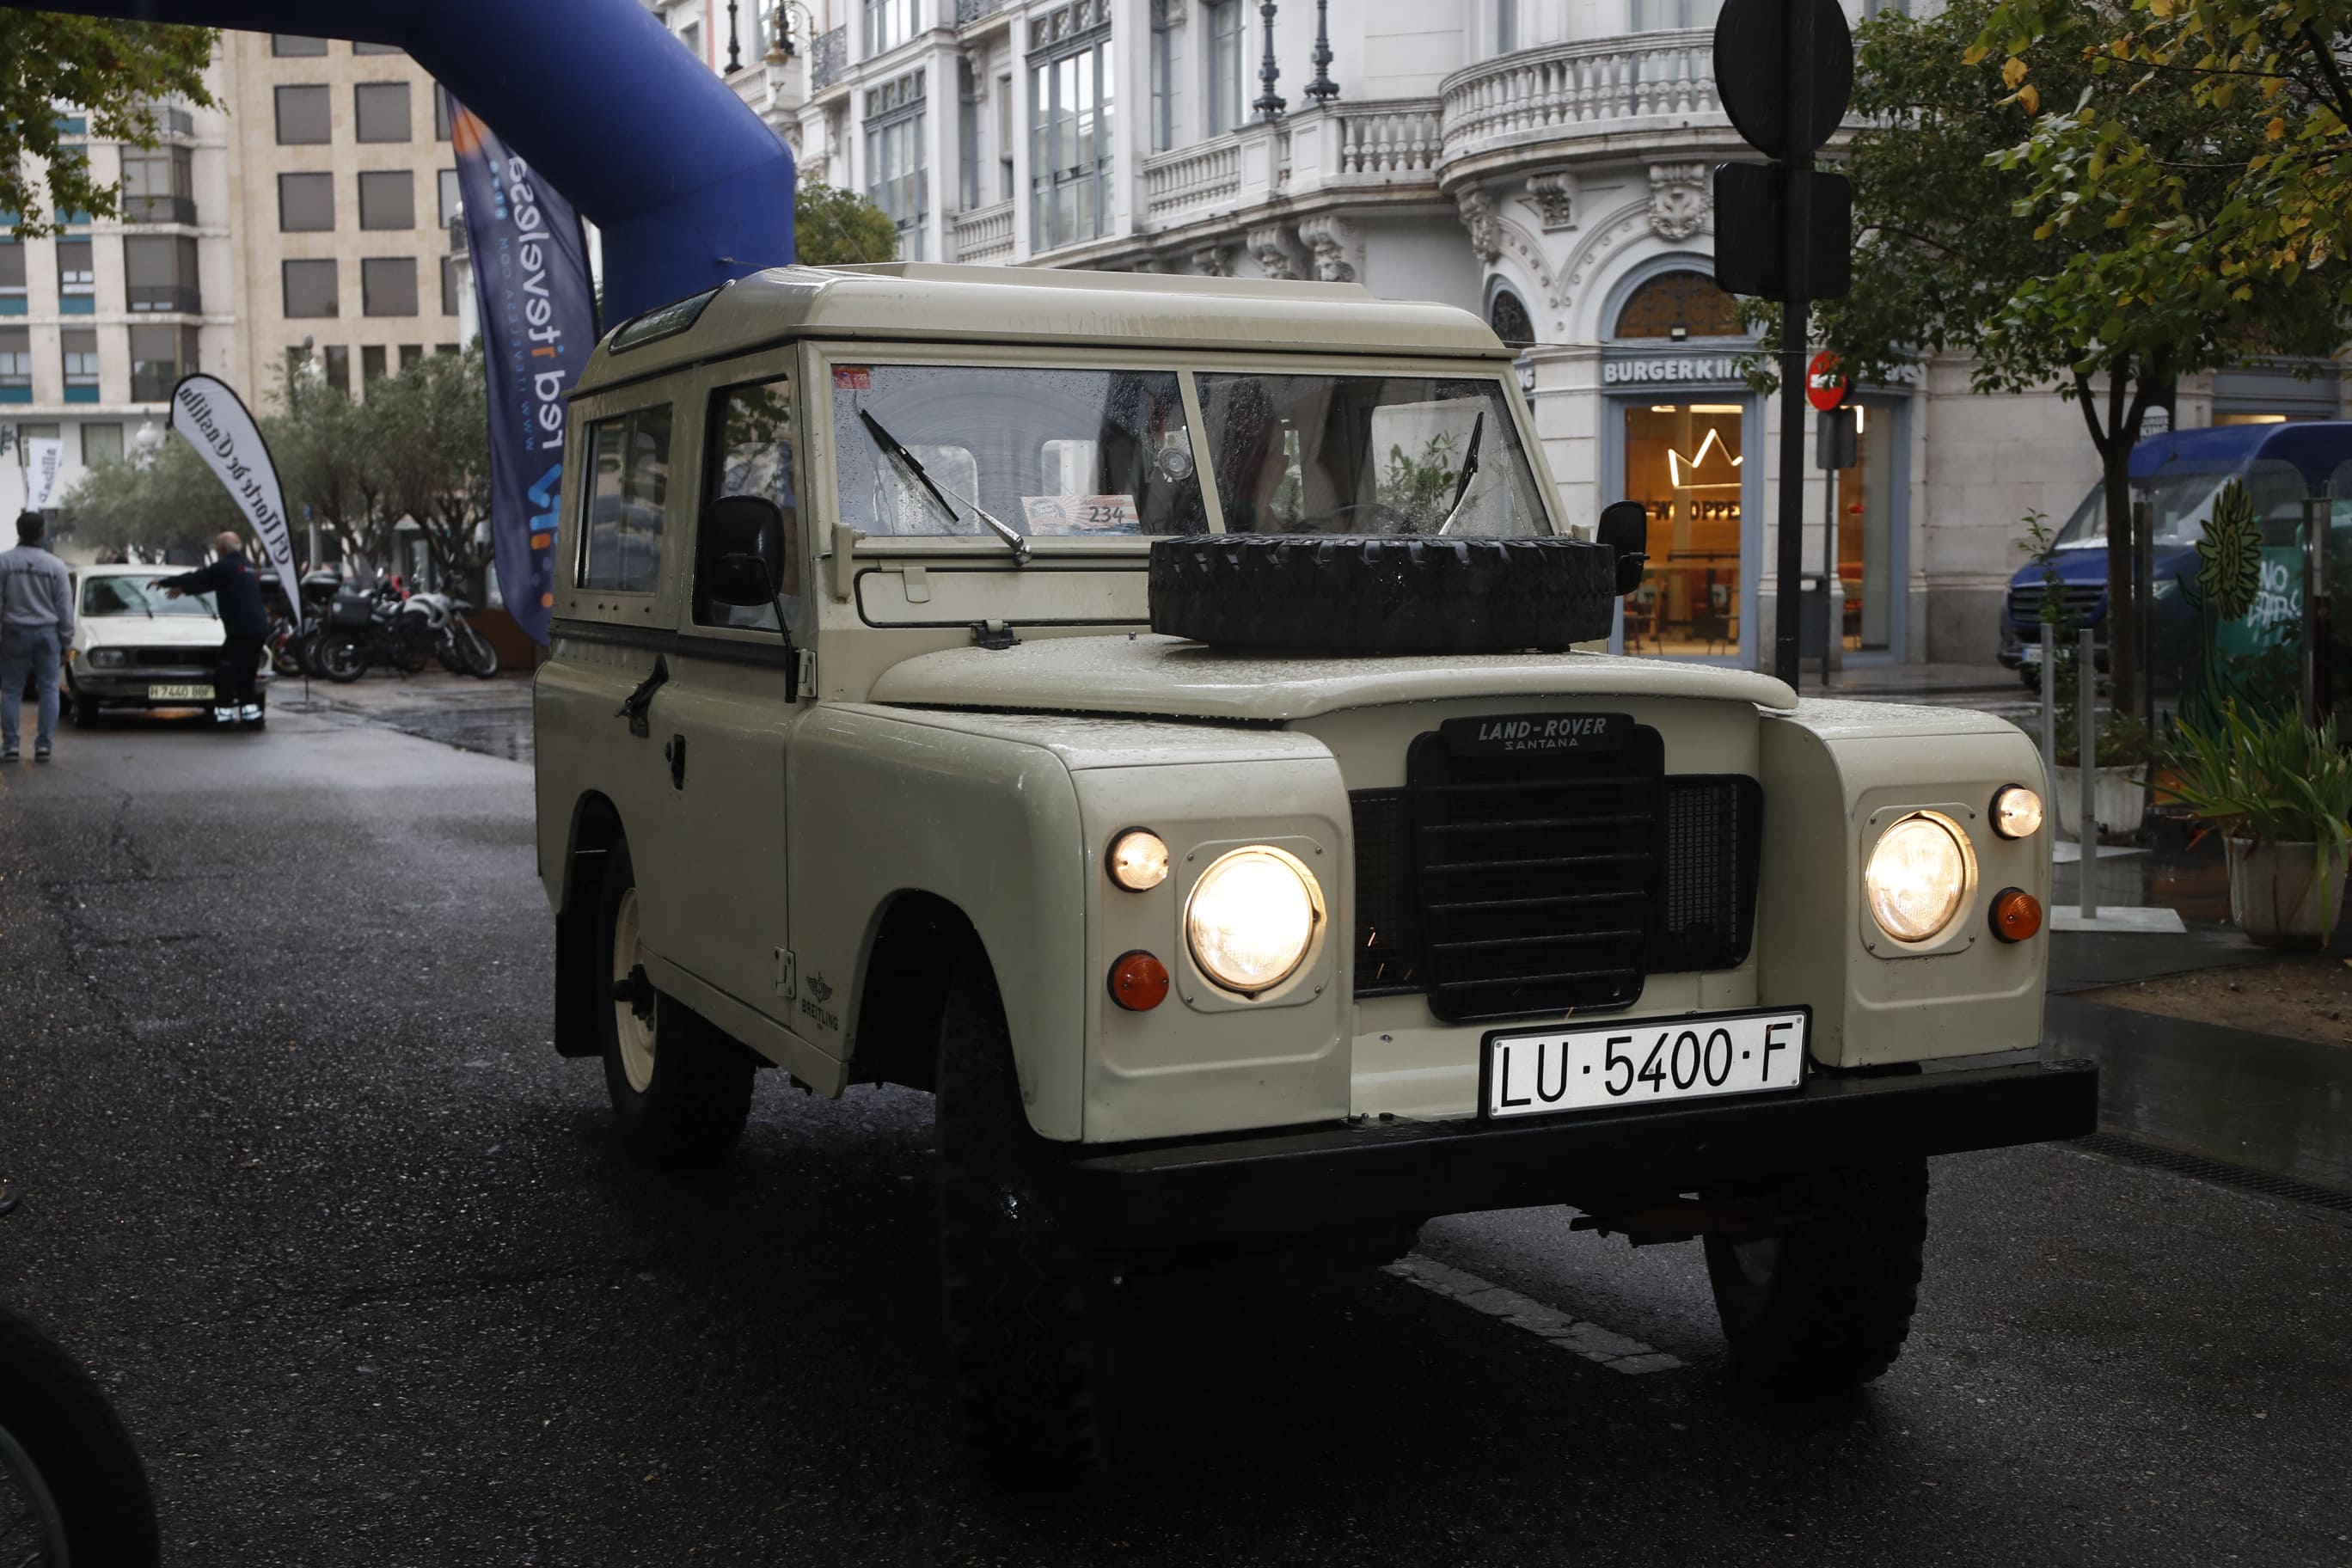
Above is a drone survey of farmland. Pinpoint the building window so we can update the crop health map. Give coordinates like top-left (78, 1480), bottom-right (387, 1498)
top-left (438, 168), bottom-right (462, 229)
top-left (399, 343), bottom-right (424, 371)
top-left (121, 144), bottom-right (195, 224)
top-left (1614, 270), bottom-right (1742, 339)
top-left (436, 342), bottom-right (459, 355)
top-left (61, 328), bottom-right (99, 402)
top-left (129, 325), bottom-right (197, 402)
top-left (957, 58), bottom-right (981, 212)
top-left (433, 84), bottom-right (454, 141)
top-left (354, 83), bottom-right (412, 143)
top-left (284, 258), bottom-right (339, 317)
top-left (81, 421), bottom-right (122, 466)
top-left (1206, 0), bottom-right (1245, 134)
top-left (271, 34), bottom-right (328, 56)
top-left (1630, 0), bottom-right (1724, 28)
top-left (279, 171), bottom-right (334, 231)
top-left (441, 254), bottom-right (461, 315)
top-left (0, 243), bottom-right (23, 315)
top-left (863, 0), bottom-right (919, 57)
top-left (56, 238), bottom-right (94, 314)
top-left (124, 235), bottom-right (200, 313)
top-left (996, 73), bottom-right (1014, 200)
top-left (1861, 0), bottom-right (1908, 13)
top-left (1490, 289), bottom-right (1535, 348)
top-left (863, 70), bottom-right (927, 260)
top-left (358, 170), bottom-right (414, 230)
top-left (352, 40), bottom-right (403, 54)
top-left (679, 21), bottom-right (702, 58)
top-left (361, 256), bottom-right (419, 315)
top-left (275, 84), bottom-right (331, 144)
top-left (1149, 0), bottom-right (1173, 152)
top-left (0, 328), bottom-right (30, 403)
top-left (1029, 2), bottom-right (1114, 253)
top-left (1498, 0), bottom-right (1520, 51)
top-left (323, 344), bottom-right (350, 395)
top-left (362, 344), bottom-right (387, 385)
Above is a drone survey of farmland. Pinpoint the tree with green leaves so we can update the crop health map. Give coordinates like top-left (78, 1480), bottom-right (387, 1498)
top-left (0, 14), bottom-right (215, 238)
top-left (794, 180), bottom-right (899, 266)
top-left (1982, 0), bottom-right (2352, 309)
top-left (368, 346), bottom-right (493, 599)
top-left (1761, 0), bottom-right (2340, 714)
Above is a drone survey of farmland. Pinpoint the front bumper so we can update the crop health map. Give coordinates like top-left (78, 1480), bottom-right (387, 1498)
top-left (1069, 1057), bottom-right (2097, 1249)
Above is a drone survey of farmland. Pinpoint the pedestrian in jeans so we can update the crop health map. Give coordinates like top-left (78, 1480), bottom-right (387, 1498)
top-left (0, 510), bottom-right (74, 763)
top-left (154, 532), bottom-right (268, 727)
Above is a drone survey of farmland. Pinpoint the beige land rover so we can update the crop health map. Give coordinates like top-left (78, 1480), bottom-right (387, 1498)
top-left (534, 263), bottom-right (2095, 1479)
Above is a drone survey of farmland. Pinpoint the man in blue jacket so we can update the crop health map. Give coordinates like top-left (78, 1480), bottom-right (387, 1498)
top-left (154, 532), bottom-right (268, 727)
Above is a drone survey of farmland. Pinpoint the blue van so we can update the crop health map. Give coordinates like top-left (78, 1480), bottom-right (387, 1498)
top-left (1998, 420), bottom-right (2352, 687)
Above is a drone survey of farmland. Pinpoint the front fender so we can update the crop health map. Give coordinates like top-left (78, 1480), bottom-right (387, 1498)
top-left (788, 705), bottom-right (1092, 1140)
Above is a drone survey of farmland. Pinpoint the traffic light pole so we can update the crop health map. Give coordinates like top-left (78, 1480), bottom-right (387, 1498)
top-left (1772, 0), bottom-right (1816, 689)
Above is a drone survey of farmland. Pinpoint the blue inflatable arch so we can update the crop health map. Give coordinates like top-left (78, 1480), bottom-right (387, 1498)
top-left (22, 0), bottom-right (797, 320)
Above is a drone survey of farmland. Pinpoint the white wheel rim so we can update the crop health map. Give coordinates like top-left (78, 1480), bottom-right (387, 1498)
top-left (612, 886), bottom-right (656, 1093)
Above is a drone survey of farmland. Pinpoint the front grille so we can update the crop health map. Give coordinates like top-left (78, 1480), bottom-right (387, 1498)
top-left (2007, 584), bottom-right (2104, 636)
top-left (1351, 715), bottom-right (1761, 1024)
top-left (127, 646), bottom-right (213, 667)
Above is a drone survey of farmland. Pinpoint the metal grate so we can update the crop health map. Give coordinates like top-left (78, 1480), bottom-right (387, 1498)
top-left (2006, 583), bottom-right (2104, 635)
top-left (125, 646), bottom-right (215, 668)
top-left (1351, 791), bottom-right (1422, 995)
top-left (1402, 720), bottom-right (1662, 1023)
top-left (1653, 776), bottom-right (1761, 974)
top-left (2072, 1133), bottom-right (2352, 1215)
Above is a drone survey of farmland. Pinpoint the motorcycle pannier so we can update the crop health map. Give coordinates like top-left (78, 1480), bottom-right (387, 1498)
top-left (328, 591), bottom-right (375, 630)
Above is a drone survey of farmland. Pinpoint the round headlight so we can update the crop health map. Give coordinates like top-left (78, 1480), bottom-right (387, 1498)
top-left (1991, 785), bottom-right (2044, 839)
top-left (1107, 829), bottom-right (1170, 891)
top-left (1865, 812), bottom-right (1975, 944)
top-left (1185, 846), bottom-right (1324, 995)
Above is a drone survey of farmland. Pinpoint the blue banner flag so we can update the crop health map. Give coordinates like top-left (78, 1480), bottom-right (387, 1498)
top-left (452, 101), bottom-right (597, 646)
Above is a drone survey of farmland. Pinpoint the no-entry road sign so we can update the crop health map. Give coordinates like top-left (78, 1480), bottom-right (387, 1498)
top-left (1807, 351), bottom-right (1847, 412)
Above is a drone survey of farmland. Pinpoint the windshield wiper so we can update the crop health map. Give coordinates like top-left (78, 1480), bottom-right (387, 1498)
top-left (858, 408), bottom-right (1030, 565)
top-left (1436, 410), bottom-right (1486, 536)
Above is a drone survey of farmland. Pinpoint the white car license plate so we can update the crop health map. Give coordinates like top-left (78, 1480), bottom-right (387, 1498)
top-left (1484, 1008), bottom-right (1809, 1120)
top-left (2021, 644), bottom-right (2044, 665)
top-left (148, 683), bottom-right (212, 701)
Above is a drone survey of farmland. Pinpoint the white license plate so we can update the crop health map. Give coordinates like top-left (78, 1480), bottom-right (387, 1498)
top-left (148, 683), bottom-right (212, 701)
top-left (1483, 1008), bottom-right (1809, 1119)
top-left (2021, 644), bottom-right (2044, 664)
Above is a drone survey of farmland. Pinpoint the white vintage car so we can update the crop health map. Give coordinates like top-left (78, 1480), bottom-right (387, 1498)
top-left (62, 563), bottom-right (266, 724)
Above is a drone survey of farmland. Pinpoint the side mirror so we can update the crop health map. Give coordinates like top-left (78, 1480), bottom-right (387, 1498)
top-left (1596, 499), bottom-right (1649, 597)
top-left (701, 494), bottom-right (786, 607)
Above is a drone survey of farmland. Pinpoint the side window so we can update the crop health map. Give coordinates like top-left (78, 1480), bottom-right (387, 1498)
top-left (697, 378), bottom-right (802, 631)
top-left (579, 406), bottom-right (672, 594)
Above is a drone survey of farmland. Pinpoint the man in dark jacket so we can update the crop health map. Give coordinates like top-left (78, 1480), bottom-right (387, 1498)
top-left (155, 532), bottom-right (269, 727)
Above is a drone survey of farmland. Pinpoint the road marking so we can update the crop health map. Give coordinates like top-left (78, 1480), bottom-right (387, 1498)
top-left (1385, 1253), bottom-right (1686, 1375)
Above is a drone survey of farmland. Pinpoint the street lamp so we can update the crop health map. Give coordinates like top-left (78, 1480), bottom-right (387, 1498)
top-left (768, 0), bottom-right (814, 61)
top-left (131, 419), bottom-right (162, 469)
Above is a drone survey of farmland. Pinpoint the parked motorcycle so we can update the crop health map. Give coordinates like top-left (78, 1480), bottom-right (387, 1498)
top-left (401, 591), bottom-right (501, 678)
top-left (0, 1182), bottom-right (161, 1566)
top-left (315, 579), bottom-right (499, 683)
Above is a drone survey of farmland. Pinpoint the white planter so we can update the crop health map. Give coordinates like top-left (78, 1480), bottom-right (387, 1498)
top-left (2054, 765), bottom-right (2147, 843)
top-left (2226, 838), bottom-right (2349, 946)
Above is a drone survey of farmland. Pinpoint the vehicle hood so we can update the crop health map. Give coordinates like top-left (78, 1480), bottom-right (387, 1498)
top-left (869, 633), bottom-right (1798, 724)
top-left (2007, 544), bottom-right (2196, 591)
top-left (79, 614), bottom-right (223, 647)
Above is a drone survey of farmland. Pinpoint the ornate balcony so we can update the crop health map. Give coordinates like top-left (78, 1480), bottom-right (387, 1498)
top-left (1438, 29), bottom-right (1725, 175)
top-left (810, 24), bottom-right (848, 92)
top-left (951, 199), bottom-right (1014, 262)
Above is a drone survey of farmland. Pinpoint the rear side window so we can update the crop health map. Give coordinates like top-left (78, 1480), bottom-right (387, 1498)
top-left (579, 406), bottom-right (672, 594)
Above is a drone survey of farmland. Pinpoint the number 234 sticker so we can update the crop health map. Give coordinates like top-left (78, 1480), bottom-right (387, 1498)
top-left (1022, 494), bottom-right (1139, 534)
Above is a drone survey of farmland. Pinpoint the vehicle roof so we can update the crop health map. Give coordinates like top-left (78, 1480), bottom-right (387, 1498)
top-left (2130, 420), bottom-right (2352, 487)
top-left (76, 561), bottom-right (178, 574)
top-left (573, 263), bottom-right (1510, 394)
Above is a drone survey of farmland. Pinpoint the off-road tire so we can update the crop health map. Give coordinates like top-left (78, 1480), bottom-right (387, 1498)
top-left (594, 836), bottom-right (756, 1171)
top-left (0, 1303), bottom-right (161, 1567)
top-left (458, 623), bottom-right (501, 678)
top-left (936, 963), bottom-right (1117, 1481)
top-left (1148, 534), bottom-right (1618, 653)
top-left (318, 638), bottom-right (367, 683)
top-left (66, 685), bottom-right (98, 726)
top-left (1702, 1157), bottom-right (1929, 1390)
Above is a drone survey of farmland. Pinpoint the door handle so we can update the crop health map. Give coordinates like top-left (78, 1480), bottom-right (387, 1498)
top-left (665, 733), bottom-right (687, 790)
top-left (616, 655), bottom-right (668, 738)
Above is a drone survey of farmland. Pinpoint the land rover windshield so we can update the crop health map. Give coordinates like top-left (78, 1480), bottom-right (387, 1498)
top-left (827, 362), bottom-right (1550, 541)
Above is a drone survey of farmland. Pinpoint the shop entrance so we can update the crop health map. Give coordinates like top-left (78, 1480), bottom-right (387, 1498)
top-left (1621, 401), bottom-right (1746, 657)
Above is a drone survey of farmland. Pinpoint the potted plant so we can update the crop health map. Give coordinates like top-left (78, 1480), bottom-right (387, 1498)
top-left (2053, 707), bottom-right (2152, 842)
top-left (2158, 704), bottom-right (2352, 946)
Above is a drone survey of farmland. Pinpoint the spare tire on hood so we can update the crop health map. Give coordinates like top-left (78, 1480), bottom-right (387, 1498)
top-left (1148, 534), bottom-right (1618, 654)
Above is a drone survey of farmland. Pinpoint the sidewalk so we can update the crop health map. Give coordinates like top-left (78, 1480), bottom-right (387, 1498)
top-left (2044, 831), bottom-right (2352, 1198)
top-left (277, 668), bottom-right (534, 762)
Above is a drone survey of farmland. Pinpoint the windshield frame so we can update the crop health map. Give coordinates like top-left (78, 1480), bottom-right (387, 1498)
top-left (805, 341), bottom-right (1559, 556)
top-left (78, 572), bottom-right (218, 618)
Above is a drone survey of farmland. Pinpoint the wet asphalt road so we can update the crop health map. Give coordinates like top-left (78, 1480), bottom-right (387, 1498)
top-left (0, 698), bottom-right (2349, 1566)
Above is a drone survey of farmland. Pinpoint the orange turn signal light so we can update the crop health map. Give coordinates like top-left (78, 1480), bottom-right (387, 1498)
top-left (1990, 886), bottom-right (2042, 943)
top-left (1107, 950), bottom-right (1171, 1011)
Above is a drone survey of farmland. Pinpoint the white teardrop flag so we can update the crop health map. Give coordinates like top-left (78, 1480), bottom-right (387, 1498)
top-left (168, 375), bottom-right (301, 630)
